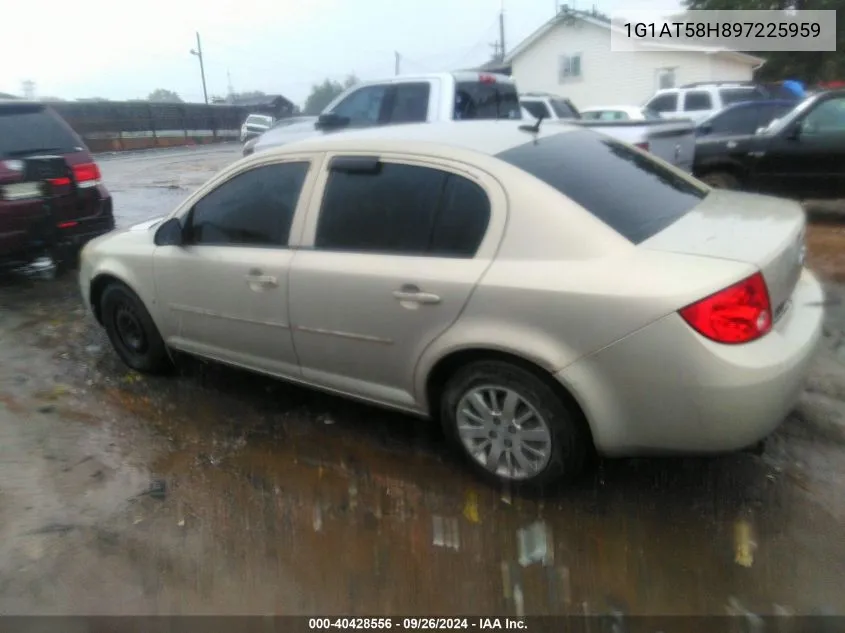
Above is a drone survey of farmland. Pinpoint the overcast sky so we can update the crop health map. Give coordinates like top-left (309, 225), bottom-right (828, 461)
top-left (0, 0), bottom-right (681, 107)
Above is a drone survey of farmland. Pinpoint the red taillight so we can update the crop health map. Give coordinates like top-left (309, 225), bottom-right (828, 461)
top-left (679, 272), bottom-right (772, 344)
top-left (634, 142), bottom-right (650, 151)
top-left (58, 221), bottom-right (78, 229)
top-left (72, 162), bottom-right (101, 187)
top-left (49, 176), bottom-right (71, 186)
top-left (479, 73), bottom-right (497, 84)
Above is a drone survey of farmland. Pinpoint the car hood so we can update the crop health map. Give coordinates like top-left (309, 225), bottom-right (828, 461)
top-left (253, 118), bottom-right (321, 152)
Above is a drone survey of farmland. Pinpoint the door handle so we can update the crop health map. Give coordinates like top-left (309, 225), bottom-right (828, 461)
top-left (392, 285), bottom-right (441, 304)
top-left (245, 270), bottom-right (278, 289)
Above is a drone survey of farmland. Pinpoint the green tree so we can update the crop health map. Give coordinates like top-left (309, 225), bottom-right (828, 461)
top-left (303, 75), bottom-right (358, 115)
top-left (147, 88), bottom-right (183, 103)
top-left (682, 0), bottom-right (845, 84)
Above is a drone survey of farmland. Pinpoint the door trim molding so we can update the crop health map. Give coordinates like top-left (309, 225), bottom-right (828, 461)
top-left (170, 303), bottom-right (289, 329)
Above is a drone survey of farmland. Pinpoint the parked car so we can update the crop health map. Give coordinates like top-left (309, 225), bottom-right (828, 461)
top-left (240, 114), bottom-right (274, 143)
top-left (695, 100), bottom-right (796, 138)
top-left (645, 82), bottom-right (772, 124)
top-left (1, 100), bottom-right (114, 275)
top-left (580, 106), bottom-right (662, 121)
top-left (79, 121), bottom-right (823, 489)
top-left (693, 89), bottom-right (845, 198)
top-left (518, 92), bottom-right (696, 172)
top-left (246, 72), bottom-right (523, 157)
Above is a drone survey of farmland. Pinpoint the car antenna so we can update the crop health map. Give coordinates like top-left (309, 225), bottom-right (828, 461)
top-left (519, 114), bottom-right (544, 133)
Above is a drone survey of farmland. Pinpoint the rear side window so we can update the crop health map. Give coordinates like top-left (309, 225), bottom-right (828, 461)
top-left (495, 130), bottom-right (707, 244)
top-left (454, 81), bottom-right (521, 120)
top-left (387, 83), bottom-right (430, 123)
top-left (187, 162), bottom-right (309, 247)
top-left (646, 93), bottom-right (678, 113)
top-left (522, 101), bottom-right (551, 119)
top-left (315, 161), bottom-right (490, 257)
top-left (683, 91), bottom-right (712, 111)
top-left (551, 99), bottom-right (579, 119)
top-left (719, 88), bottom-right (764, 106)
top-left (0, 106), bottom-right (82, 158)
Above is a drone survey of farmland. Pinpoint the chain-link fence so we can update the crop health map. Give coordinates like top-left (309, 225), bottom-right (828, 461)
top-left (49, 101), bottom-right (253, 152)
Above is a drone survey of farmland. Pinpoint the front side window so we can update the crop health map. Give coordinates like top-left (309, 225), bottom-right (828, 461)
top-left (315, 160), bottom-right (490, 258)
top-left (706, 105), bottom-right (760, 136)
top-left (495, 130), bottom-right (706, 244)
top-left (186, 162), bottom-right (309, 247)
top-left (646, 93), bottom-right (678, 113)
top-left (683, 91), bottom-right (713, 112)
top-left (330, 85), bottom-right (389, 124)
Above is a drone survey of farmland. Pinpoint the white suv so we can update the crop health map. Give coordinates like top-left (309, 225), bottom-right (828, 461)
top-left (644, 82), bottom-right (768, 123)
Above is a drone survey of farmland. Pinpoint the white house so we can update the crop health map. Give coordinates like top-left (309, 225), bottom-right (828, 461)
top-left (504, 9), bottom-right (765, 109)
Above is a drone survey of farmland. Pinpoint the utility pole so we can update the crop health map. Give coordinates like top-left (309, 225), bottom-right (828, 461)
top-left (190, 32), bottom-right (209, 104)
top-left (498, 7), bottom-right (506, 60)
top-left (394, 51), bottom-right (401, 76)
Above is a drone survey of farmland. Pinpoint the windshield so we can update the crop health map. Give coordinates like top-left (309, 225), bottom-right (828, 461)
top-left (496, 129), bottom-right (707, 243)
top-left (245, 115), bottom-right (272, 126)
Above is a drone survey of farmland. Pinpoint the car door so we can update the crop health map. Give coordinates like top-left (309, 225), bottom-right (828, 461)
top-left (288, 155), bottom-right (504, 411)
top-left (152, 159), bottom-right (315, 377)
top-left (751, 95), bottom-right (845, 199)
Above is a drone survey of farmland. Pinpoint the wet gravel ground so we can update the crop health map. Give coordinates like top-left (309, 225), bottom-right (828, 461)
top-left (1, 146), bottom-right (845, 616)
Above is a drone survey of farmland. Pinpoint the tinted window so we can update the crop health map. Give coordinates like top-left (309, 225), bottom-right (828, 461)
top-left (495, 130), bottom-right (707, 244)
top-left (454, 81), bottom-right (521, 120)
top-left (684, 91), bottom-right (712, 111)
top-left (758, 103), bottom-right (793, 128)
top-left (646, 93), bottom-right (678, 113)
top-left (802, 97), bottom-right (845, 134)
top-left (330, 85), bottom-right (388, 124)
top-left (188, 162), bottom-right (309, 247)
top-left (316, 161), bottom-right (490, 257)
top-left (522, 101), bottom-right (551, 119)
top-left (387, 83), bottom-right (430, 123)
top-left (706, 105), bottom-right (760, 136)
top-left (430, 176), bottom-right (490, 257)
top-left (551, 99), bottom-right (579, 119)
top-left (719, 88), bottom-right (764, 106)
top-left (0, 106), bottom-right (81, 157)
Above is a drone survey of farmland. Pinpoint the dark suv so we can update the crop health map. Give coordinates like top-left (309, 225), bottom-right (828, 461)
top-left (0, 101), bottom-right (114, 273)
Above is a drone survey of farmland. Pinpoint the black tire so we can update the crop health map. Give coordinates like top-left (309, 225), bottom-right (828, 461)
top-left (100, 282), bottom-right (171, 374)
top-left (700, 170), bottom-right (741, 190)
top-left (440, 360), bottom-right (591, 490)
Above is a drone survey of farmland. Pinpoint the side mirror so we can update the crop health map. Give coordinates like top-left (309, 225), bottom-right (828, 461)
top-left (154, 217), bottom-right (184, 247)
top-left (315, 113), bottom-right (349, 130)
top-left (698, 123), bottom-right (712, 135)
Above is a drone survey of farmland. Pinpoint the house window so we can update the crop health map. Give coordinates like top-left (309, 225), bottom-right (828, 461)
top-left (558, 54), bottom-right (582, 82)
top-left (657, 67), bottom-right (676, 90)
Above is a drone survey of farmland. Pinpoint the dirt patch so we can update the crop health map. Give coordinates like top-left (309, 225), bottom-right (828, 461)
top-left (806, 223), bottom-right (845, 282)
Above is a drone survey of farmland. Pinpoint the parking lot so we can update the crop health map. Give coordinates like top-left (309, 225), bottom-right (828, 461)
top-left (1, 144), bottom-right (845, 616)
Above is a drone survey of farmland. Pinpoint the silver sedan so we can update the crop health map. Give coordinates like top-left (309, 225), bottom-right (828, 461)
top-left (78, 121), bottom-right (824, 489)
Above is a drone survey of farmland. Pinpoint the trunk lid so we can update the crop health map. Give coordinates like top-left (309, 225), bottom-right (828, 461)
top-left (641, 190), bottom-right (806, 321)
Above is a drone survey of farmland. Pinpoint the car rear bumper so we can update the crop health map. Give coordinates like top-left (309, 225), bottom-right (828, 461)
top-left (556, 268), bottom-right (825, 455)
top-left (0, 198), bottom-right (115, 270)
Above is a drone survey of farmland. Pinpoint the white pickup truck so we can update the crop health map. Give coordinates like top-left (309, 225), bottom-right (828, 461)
top-left (247, 73), bottom-right (696, 172)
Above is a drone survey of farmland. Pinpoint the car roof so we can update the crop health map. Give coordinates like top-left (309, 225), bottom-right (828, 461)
top-left (581, 105), bottom-right (641, 112)
top-left (260, 120), bottom-right (581, 158)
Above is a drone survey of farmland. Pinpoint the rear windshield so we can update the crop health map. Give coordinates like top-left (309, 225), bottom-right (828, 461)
top-left (0, 106), bottom-right (81, 158)
top-left (454, 82), bottom-right (521, 120)
top-left (495, 129), bottom-right (707, 244)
